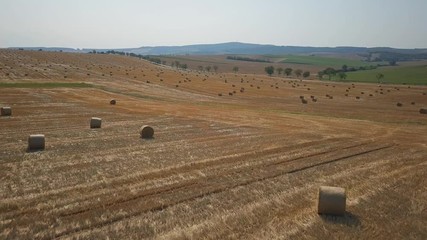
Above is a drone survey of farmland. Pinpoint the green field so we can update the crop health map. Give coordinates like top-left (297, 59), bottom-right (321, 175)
top-left (279, 55), bottom-right (373, 67)
top-left (269, 55), bottom-right (377, 68)
top-left (0, 82), bottom-right (93, 88)
top-left (341, 65), bottom-right (427, 85)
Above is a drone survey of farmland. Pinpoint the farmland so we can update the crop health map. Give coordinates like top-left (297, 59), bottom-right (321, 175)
top-left (274, 55), bottom-right (376, 68)
top-left (344, 64), bottom-right (427, 85)
top-left (149, 54), bottom-right (427, 86)
top-left (1, 50), bottom-right (427, 239)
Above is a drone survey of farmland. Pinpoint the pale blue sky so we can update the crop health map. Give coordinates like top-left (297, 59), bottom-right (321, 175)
top-left (1, 0), bottom-right (426, 48)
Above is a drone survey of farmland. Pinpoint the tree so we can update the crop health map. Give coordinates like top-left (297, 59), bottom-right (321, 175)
top-left (174, 61), bottom-right (180, 68)
top-left (318, 71), bottom-right (324, 80)
top-left (198, 66), bottom-right (204, 71)
top-left (276, 67), bottom-right (283, 75)
top-left (389, 60), bottom-right (397, 66)
top-left (205, 66), bottom-right (211, 72)
top-left (284, 68), bottom-right (293, 77)
top-left (302, 71), bottom-right (310, 79)
top-left (324, 67), bottom-right (336, 80)
top-left (213, 65), bottom-right (218, 72)
top-left (180, 64), bottom-right (188, 69)
top-left (376, 73), bottom-right (384, 83)
top-left (295, 69), bottom-right (303, 78)
top-left (265, 66), bottom-right (275, 76)
top-left (342, 64), bottom-right (348, 72)
top-left (232, 66), bottom-right (239, 73)
top-left (338, 72), bottom-right (347, 80)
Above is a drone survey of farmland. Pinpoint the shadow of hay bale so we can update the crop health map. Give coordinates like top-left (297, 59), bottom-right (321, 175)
top-left (26, 148), bottom-right (45, 153)
top-left (319, 211), bottom-right (361, 227)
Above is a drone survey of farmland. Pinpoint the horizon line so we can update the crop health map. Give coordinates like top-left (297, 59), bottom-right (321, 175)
top-left (3, 42), bottom-right (427, 50)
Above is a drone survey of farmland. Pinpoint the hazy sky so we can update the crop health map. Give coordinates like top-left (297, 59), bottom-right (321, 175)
top-left (1, 0), bottom-right (426, 49)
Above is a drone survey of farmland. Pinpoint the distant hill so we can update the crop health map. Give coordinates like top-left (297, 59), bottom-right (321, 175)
top-left (8, 42), bottom-right (427, 60)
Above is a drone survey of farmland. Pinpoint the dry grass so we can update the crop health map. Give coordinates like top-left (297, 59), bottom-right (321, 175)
top-left (0, 50), bottom-right (426, 239)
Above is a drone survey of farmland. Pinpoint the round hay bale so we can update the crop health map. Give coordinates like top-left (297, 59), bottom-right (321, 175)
top-left (396, 102), bottom-right (402, 107)
top-left (110, 99), bottom-right (116, 105)
top-left (1, 106), bottom-right (12, 116)
top-left (28, 134), bottom-right (45, 151)
top-left (419, 108), bottom-right (427, 114)
top-left (90, 117), bottom-right (102, 128)
top-left (140, 125), bottom-right (154, 139)
top-left (318, 186), bottom-right (346, 216)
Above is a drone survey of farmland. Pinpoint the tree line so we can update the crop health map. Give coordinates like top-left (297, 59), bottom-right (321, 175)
top-left (263, 66), bottom-right (310, 79)
top-left (318, 64), bottom-right (385, 82)
top-left (227, 56), bottom-right (271, 63)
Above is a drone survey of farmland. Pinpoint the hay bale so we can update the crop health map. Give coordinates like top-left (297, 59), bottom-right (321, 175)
top-left (396, 102), bottom-right (402, 107)
top-left (1, 107), bottom-right (12, 116)
top-left (28, 134), bottom-right (45, 151)
top-left (140, 125), bottom-right (154, 139)
top-left (90, 117), bottom-right (102, 128)
top-left (110, 99), bottom-right (116, 105)
top-left (419, 108), bottom-right (427, 114)
top-left (318, 186), bottom-right (346, 216)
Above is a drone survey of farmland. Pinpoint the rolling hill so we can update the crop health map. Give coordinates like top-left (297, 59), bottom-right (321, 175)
top-left (8, 42), bottom-right (427, 56)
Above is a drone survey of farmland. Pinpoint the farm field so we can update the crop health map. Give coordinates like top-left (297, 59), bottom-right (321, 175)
top-left (272, 55), bottom-right (376, 68)
top-left (344, 63), bottom-right (427, 85)
top-left (145, 54), bottom-right (427, 86)
top-left (1, 50), bottom-right (427, 239)
top-left (156, 55), bottom-right (325, 76)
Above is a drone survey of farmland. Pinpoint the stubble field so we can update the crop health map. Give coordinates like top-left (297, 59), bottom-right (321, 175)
top-left (1, 50), bottom-right (426, 239)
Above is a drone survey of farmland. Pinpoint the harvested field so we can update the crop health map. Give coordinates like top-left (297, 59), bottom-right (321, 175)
top-left (1, 50), bottom-right (427, 239)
